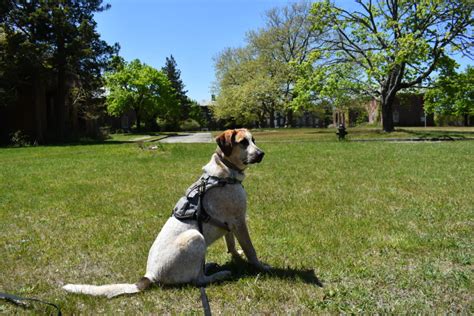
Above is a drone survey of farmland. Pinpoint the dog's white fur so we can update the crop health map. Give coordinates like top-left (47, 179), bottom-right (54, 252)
top-left (63, 129), bottom-right (267, 298)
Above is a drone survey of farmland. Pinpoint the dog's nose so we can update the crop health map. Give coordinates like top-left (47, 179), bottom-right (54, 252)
top-left (256, 151), bottom-right (265, 163)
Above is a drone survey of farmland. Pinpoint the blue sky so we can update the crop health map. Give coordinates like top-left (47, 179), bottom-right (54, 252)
top-left (95, 0), bottom-right (472, 103)
top-left (95, 0), bottom-right (294, 102)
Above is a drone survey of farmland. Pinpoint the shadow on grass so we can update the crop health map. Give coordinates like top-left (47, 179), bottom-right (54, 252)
top-left (154, 259), bottom-right (323, 295)
top-left (207, 259), bottom-right (324, 287)
top-left (0, 139), bottom-right (132, 149)
top-left (0, 131), bottom-right (175, 148)
top-left (398, 128), bottom-right (474, 139)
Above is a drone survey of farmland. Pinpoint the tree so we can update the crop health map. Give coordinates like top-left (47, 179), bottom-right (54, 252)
top-left (213, 2), bottom-right (324, 128)
top-left (0, 0), bottom-right (117, 142)
top-left (425, 64), bottom-right (473, 126)
top-left (105, 59), bottom-right (175, 131)
top-left (213, 46), bottom-right (285, 127)
top-left (306, 0), bottom-right (473, 132)
top-left (255, 1), bottom-right (324, 126)
top-left (162, 55), bottom-right (190, 120)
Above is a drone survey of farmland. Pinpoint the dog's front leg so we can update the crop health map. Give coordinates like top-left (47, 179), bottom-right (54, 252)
top-left (225, 232), bottom-right (243, 259)
top-left (233, 220), bottom-right (270, 271)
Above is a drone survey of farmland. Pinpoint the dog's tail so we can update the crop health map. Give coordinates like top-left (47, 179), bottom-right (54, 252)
top-left (63, 277), bottom-right (152, 298)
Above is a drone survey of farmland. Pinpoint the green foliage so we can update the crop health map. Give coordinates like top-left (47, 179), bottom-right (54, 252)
top-left (291, 57), bottom-right (369, 112)
top-left (300, 0), bottom-right (473, 132)
top-left (213, 46), bottom-right (287, 127)
top-left (425, 66), bottom-right (474, 121)
top-left (1, 0), bottom-right (116, 98)
top-left (179, 118), bottom-right (201, 131)
top-left (0, 0), bottom-right (117, 140)
top-left (162, 55), bottom-right (190, 120)
top-left (188, 99), bottom-right (206, 125)
top-left (105, 59), bottom-right (176, 130)
top-left (213, 2), bottom-right (323, 127)
top-left (9, 130), bottom-right (31, 147)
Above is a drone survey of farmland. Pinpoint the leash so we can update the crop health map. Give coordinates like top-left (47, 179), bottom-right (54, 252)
top-left (199, 287), bottom-right (211, 316)
top-left (174, 170), bottom-right (239, 316)
top-left (197, 179), bottom-right (212, 316)
top-left (0, 292), bottom-right (62, 315)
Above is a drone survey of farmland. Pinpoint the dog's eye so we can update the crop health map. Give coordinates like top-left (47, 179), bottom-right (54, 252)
top-left (240, 139), bottom-right (249, 147)
top-left (252, 138), bottom-right (256, 145)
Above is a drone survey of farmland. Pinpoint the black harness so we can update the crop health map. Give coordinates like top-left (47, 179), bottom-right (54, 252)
top-left (172, 173), bottom-right (242, 232)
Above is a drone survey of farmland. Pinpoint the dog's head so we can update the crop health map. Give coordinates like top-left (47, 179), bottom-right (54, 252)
top-left (215, 129), bottom-right (264, 170)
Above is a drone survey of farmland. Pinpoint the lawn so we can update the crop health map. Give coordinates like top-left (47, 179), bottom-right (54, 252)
top-left (1, 129), bottom-right (473, 314)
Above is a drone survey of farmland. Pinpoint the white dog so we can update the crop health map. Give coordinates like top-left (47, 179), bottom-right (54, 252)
top-left (63, 128), bottom-right (268, 298)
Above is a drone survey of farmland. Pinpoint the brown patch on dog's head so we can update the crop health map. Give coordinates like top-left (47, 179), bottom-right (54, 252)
top-left (216, 130), bottom-right (235, 156)
top-left (215, 129), bottom-right (249, 156)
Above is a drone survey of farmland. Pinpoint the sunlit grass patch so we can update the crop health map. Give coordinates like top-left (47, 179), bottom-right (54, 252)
top-left (214, 126), bottom-right (474, 143)
top-left (0, 136), bottom-right (473, 313)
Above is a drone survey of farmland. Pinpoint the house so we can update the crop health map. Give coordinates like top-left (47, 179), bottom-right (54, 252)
top-left (369, 94), bottom-right (434, 127)
top-left (198, 95), bottom-right (221, 130)
top-left (333, 93), bottom-right (435, 127)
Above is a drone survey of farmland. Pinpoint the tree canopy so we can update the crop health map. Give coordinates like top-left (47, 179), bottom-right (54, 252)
top-left (0, 0), bottom-right (117, 141)
top-left (105, 59), bottom-right (176, 130)
top-left (425, 64), bottom-right (473, 125)
top-left (297, 0), bottom-right (473, 131)
top-left (162, 55), bottom-right (191, 121)
top-left (213, 0), bottom-right (473, 131)
top-left (213, 2), bottom-right (323, 127)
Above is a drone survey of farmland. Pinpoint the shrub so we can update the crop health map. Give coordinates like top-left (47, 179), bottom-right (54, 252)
top-left (179, 119), bottom-right (201, 131)
top-left (9, 130), bottom-right (31, 147)
top-left (156, 118), bottom-right (179, 132)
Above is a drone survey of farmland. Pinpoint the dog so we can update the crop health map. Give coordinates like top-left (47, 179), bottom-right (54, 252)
top-left (63, 128), bottom-right (268, 298)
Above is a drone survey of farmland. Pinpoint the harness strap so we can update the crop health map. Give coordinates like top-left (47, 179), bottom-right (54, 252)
top-left (195, 177), bottom-right (232, 232)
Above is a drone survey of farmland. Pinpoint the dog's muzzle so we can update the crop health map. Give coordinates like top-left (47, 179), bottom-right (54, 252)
top-left (253, 150), bottom-right (265, 163)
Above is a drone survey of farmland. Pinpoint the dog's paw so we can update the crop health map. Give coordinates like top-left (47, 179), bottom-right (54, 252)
top-left (218, 270), bottom-right (232, 280)
top-left (204, 262), bottom-right (220, 274)
top-left (253, 262), bottom-right (272, 272)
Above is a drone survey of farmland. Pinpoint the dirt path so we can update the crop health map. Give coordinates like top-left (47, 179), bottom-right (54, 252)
top-left (159, 132), bottom-right (213, 143)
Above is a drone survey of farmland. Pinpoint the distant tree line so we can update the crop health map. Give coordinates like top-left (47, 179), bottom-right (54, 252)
top-left (1, 0), bottom-right (472, 145)
top-left (213, 0), bottom-right (473, 131)
top-left (0, 1), bottom-right (202, 145)
top-left (0, 0), bottom-right (117, 143)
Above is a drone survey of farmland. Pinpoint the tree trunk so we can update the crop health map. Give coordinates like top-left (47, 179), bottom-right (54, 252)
top-left (33, 74), bottom-right (46, 143)
top-left (269, 110), bottom-right (275, 128)
top-left (464, 114), bottom-right (469, 127)
top-left (286, 109), bottom-right (294, 127)
top-left (258, 111), bottom-right (266, 128)
top-left (381, 65), bottom-right (405, 132)
top-left (56, 36), bottom-right (67, 141)
top-left (381, 92), bottom-right (396, 132)
top-left (135, 108), bottom-right (141, 131)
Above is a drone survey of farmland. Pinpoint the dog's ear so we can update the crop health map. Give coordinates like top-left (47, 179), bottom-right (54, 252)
top-left (216, 130), bottom-right (236, 156)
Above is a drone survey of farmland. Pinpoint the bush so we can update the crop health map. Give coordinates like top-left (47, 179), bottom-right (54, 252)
top-left (434, 114), bottom-right (466, 126)
top-left (179, 119), bottom-right (201, 131)
top-left (9, 130), bottom-right (31, 147)
top-left (156, 118), bottom-right (179, 132)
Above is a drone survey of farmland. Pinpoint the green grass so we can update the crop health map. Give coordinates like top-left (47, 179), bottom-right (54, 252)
top-left (1, 129), bottom-right (473, 314)
top-left (243, 126), bottom-right (474, 142)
